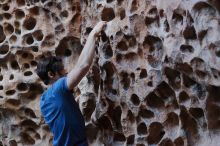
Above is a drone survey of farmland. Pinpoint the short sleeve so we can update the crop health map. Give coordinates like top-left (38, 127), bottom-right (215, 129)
top-left (52, 76), bottom-right (71, 94)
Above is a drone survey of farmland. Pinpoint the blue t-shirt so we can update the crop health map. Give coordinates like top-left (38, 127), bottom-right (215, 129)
top-left (40, 76), bottom-right (88, 146)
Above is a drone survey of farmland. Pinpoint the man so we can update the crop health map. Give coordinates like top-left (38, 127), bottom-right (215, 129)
top-left (35, 21), bottom-right (107, 146)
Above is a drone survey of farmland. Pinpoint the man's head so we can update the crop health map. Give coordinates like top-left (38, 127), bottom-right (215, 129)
top-left (35, 56), bottom-right (67, 85)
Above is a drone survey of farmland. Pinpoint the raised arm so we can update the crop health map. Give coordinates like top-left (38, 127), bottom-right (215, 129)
top-left (66, 21), bottom-right (107, 90)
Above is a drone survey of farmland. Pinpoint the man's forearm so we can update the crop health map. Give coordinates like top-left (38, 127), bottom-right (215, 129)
top-left (76, 31), bottom-right (97, 68)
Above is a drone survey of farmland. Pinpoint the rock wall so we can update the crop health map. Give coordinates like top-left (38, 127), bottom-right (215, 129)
top-left (0, 0), bottom-right (82, 145)
top-left (1, 0), bottom-right (220, 146)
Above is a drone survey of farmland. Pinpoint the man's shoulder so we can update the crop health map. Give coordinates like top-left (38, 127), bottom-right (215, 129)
top-left (52, 76), bottom-right (71, 94)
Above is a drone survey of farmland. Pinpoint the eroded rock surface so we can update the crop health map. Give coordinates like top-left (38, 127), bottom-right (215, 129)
top-left (0, 0), bottom-right (220, 146)
top-left (0, 0), bottom-right (81, 145)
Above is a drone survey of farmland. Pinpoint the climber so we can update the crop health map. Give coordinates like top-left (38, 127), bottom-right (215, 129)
top-left (35, 21), bottom-right (107, 146)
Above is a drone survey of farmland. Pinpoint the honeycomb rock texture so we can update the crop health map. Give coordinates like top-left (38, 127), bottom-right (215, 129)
top-left (1, 0), bottom-right (220, 146)
top-left (0, 0), bottom-right (82, 145)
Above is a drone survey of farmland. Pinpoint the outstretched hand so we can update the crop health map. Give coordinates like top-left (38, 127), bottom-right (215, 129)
top-left (92, 21), bottom-right (107, 36)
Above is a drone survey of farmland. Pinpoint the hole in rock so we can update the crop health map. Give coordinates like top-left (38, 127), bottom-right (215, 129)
top-left (23, 16), bottom-right (37, 30)
top-left (20, 132), bottom-right (35, 145)
top-left (189, 107), bottom-right (204, 119)
top-left (85, 27), bottom-right (93, 35)
top-left (10, 74), bottom-right (14, 80)
top-left (0, 25), bottom-right (6, 43)
top-left (0, 44), bottom-right (9, 55)
top-left (116, 53), bottom-right (123, 63)
top-left (3, 13), bottom-right (12, 19)
top-left (64, 49), bottom-right (72, 57)
top-left (120, 71), bottom-right (130, 90)
top-left (172, 11), bottom-right (183, 24)
top-left (60, 10), bottom-right (68, 18)
top-left (11, 60), bottom-right (20, 70)
top-left (17, 82), bottom-right (28, 91)
top-left (55, 24), bottom-right (65, 34)
top-left (117, 40), bottom-right (128, 51)
top-left (117, 0), bottom-right (124, 5)
top-left (180, 106), bottom-right (198, 143)
top-left (86, 124), bottom-right (99, 143)
top-left (4, 23), bottom-right (14, 35)
top-left (164, 112), bottom-right (179, 126)
top-left (101, 7), bottom-right (115, 21)
top-left (23, 63), bottom-right (30, 69)
top-left (16, 0), bottom-right (25, 6)
top-left (124, 52), bottom-right (138, 61)
top-left (175, 63), bottom-right (193, 74)
top-left (126, 135), bottom-right (135, 145)
top-left (97, 116), bottom-right (113, 130)
top-left (180, 45), bottom-right (194, 53)
top-left (15, 29), bottom-right (21, 34)
top-left (14, 21), bottom-right (20, 28)
top-left (113, 132), bottom-right (126, 142)
top-left (198, 30), bottom-right (208, 42)
top-left (6, 90), bottom-right (16, 96)
top-left (195, 70), bottom-right (207, 79)
top-left (14, 9), bottom-right (25, 19)
top-left (159, 138), bottom-right (174, 146)
top-left (103, 44), bottom-right (113, 59)
top-left (145, 92), bottom-right (164, 109)
top-left (183, 25), bottom-right (197, 40)
top-left (109, 106), bottom-right (122, 130)
top-left (139, 107), bottom-right (154, 118)
top-left (174, 137), bottom-right (184, 146)
top-left (131, 94), bottom-right (140, 105)
top-left (206, 84), bottom-right (220, 129)
top-left (124, 35), bottom-right (136, 47)
top-left (211, 68), bottom-right (220, 79)
top-left (131, 0), bottom-right (138, 12)
top-left (24, 71), bottom-right (33, 76)
top-left (41, 34), bottom-right (55, 48)
top-left (2, 4), bottom-right (10, 11)
top-left (119, 9), bottom-right (126, 20)
top-left (147, 122), bottom-right (165, 144)
top-left (29, 6), bottom-right (39, 15)
top-left (182, 74), bottom-right (196, 88)
top-left (164, 67), bottom-right (181, 89)
top-left (137, 122), bottom-right (147, 135)
top-left (208, 0), bottom-right (220, 13)
top-left (32, 46), bottom-right (39, 52)
top-left (24, 108), bottom-right (36, 118)
top-left (127, 110), bottom-right (135, 123)
top-left (20, 119), bottom-right (38, 129)
top-left (193, 2), bottom-right (216, 15)
top-left (9, 140), bottom-right (17, 146)
top-left (33, 30), bottom-right (44, 41)
top-left (164, 19), bottom-right (170, 32)
top-left (143, 35), bottom-right (162, 52)
top-left (26, 35), bottom-right (34, 45)
top-left (22, 52), bottom-right (28, 58)
top-left (179, 91), bottom-right (190, 103)
top-left (107, 0), bottom-right (114, 3)
top-left (0, 85), bottom-right (3, 90)
top-left (31, 61), bottom-right (37, 66)
top-left (130, 73), bottom-right (135, 83)
top-left (190, 57), bottom-right (205, 69)
top-left (55, 36), bottom-right (82, 57)
top-left (9, 35), bottom-right (17, 43)
top-left (155, 81), bottom-right (175, 99)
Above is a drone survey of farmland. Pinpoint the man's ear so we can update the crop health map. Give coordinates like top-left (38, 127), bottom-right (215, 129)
top-left (48, 71), bottom-right (55, 79)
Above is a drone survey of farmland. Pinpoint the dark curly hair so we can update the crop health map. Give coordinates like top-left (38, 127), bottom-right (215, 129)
top-left (35, 55), bottom-right (64, 85)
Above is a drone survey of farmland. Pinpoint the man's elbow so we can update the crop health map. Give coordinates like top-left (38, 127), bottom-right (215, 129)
top-left (78, 63), bottom-right (90, 71)
top-left (80, 63), bottom-right (90, 70)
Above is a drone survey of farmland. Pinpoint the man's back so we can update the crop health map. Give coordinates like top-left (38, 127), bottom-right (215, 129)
top-left (40, 76), bottom-right (88, 146)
